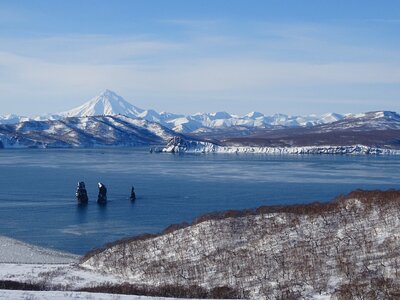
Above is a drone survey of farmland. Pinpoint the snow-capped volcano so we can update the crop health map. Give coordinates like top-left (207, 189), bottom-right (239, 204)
top-left (54, 90), bottom-right (348, 133)
top-left (60, 89), bottom-right (144, 118)
top-left (3, 89), bottom-right (399, 142)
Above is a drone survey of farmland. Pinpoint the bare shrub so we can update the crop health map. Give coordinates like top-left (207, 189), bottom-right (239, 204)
top-left (79, 282), bottom-right (245, 299)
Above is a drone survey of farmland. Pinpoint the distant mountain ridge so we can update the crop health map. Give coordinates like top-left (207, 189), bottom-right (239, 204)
top-left (0, 90), bottom-right (399, 151)
top-left (210, 110), bottom-right (400, 151)
top-left (0, 90), bottom-right (346, 133)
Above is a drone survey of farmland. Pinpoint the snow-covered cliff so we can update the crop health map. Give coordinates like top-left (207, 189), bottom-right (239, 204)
top-left (158, 137), bottom-right (400, 155)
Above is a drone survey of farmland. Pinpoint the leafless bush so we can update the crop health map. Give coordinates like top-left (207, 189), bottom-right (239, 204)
top-left (79, 282), bottom-right (245, 299)
top-left (0, 280), bottom-right (45, 291)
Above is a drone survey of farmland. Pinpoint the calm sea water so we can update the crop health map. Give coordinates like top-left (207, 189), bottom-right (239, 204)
top-left (0, 148), bottom-right (399, 254)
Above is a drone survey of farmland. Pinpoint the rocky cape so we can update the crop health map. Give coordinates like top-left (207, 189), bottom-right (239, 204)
top-left (158, 137), bottom-right (400, 155)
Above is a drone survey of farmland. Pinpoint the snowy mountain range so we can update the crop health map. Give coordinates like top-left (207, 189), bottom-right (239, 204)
top-left (59, 90), bottom-right (348, 132)
top-left (0, 114), bottom-right (31, 125)
top-left (0, 90), bottom-right (345, 133)
top-left (210, 110), bottom-right (400, 151)
top-left (0, 90), bottom-right (399, 150)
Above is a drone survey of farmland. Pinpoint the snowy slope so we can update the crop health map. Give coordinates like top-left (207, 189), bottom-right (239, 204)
top-left (0, 115), bottom-right (176, 148)
top-left (0, 290), bottom-right (182, 300)
top-left (81, 190), bottom-right (400, 299)
top-left (0, 114), bottom-right (30, 125)
top-left (0, 236), bottom-right (215, 299)
top-left (0, 236), bottom-right (185, 298)
top-left (0, 236), bottom-right (78, 264)
top-left (323, 111), bottom-right (400, 131)
top-left (60, 89), bottom-right (144, 118)
top-left (2, 191), bottom-right (400, 299)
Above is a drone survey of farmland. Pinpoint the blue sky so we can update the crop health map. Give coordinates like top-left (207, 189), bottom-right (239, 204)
top-left (0, 0), bottom-right (399, 116)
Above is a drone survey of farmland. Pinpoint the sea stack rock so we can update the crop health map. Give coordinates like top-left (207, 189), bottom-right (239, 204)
top-left (97, 182), bottom-right (107, 204)
top-left (76, 182), bottom-right (88, 204)
top-left (130, 186), bottom-right (136, 201)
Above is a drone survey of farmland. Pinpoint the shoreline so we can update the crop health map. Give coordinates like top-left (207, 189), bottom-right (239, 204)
top-left (0, 236), bottom-right (79, 264)
top-left (160, 142), bottom-right (400, 155)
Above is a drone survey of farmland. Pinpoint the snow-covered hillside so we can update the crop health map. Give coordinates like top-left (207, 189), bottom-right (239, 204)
top-left (0, 236), bottom-right (78, 264)
top-left (0, 236), bottom-right (194, 299)
top-left (320, 111), bottom-right (400, 131)
top-left (0, 290), bottom-right (177, 300)
top-left (2, 190), bottom-right (400, 299)
top-left (0, 115), bottom-right (176, 148)
top-left (82, 190), bottom-right (400, 299)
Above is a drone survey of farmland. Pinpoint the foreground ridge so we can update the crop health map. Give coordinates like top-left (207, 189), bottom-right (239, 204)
top-left (81, 190), bottom-right (400, 299)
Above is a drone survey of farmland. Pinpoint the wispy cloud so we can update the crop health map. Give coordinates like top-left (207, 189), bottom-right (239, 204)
top-left (0, 19), bottom-right (399, 115)
top-left (1, 46), bottom-right (399, 115)
top-left (0, 35), bottom-right (183, 64)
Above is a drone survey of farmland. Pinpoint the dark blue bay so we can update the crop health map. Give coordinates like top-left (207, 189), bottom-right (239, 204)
top-left (0, 148), bottom-right (399, 254)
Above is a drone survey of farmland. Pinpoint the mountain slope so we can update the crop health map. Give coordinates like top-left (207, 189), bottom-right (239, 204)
top-left (60, 90), bottom-right (144, 118)
top-left (1, 90), bottom-right (398, 143)
top-left (54, 90), bottom-right (346, 134)
top-left (0, 90), bottom-right (346, 133)
top-left (81, 190), bottom-right (400, 299)
top-left (0, 115), bottom-right (176, 148)
top-left (0, 114), bottom-right (31, 125)
top-left (218, 111), bottom-right (400, 149)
